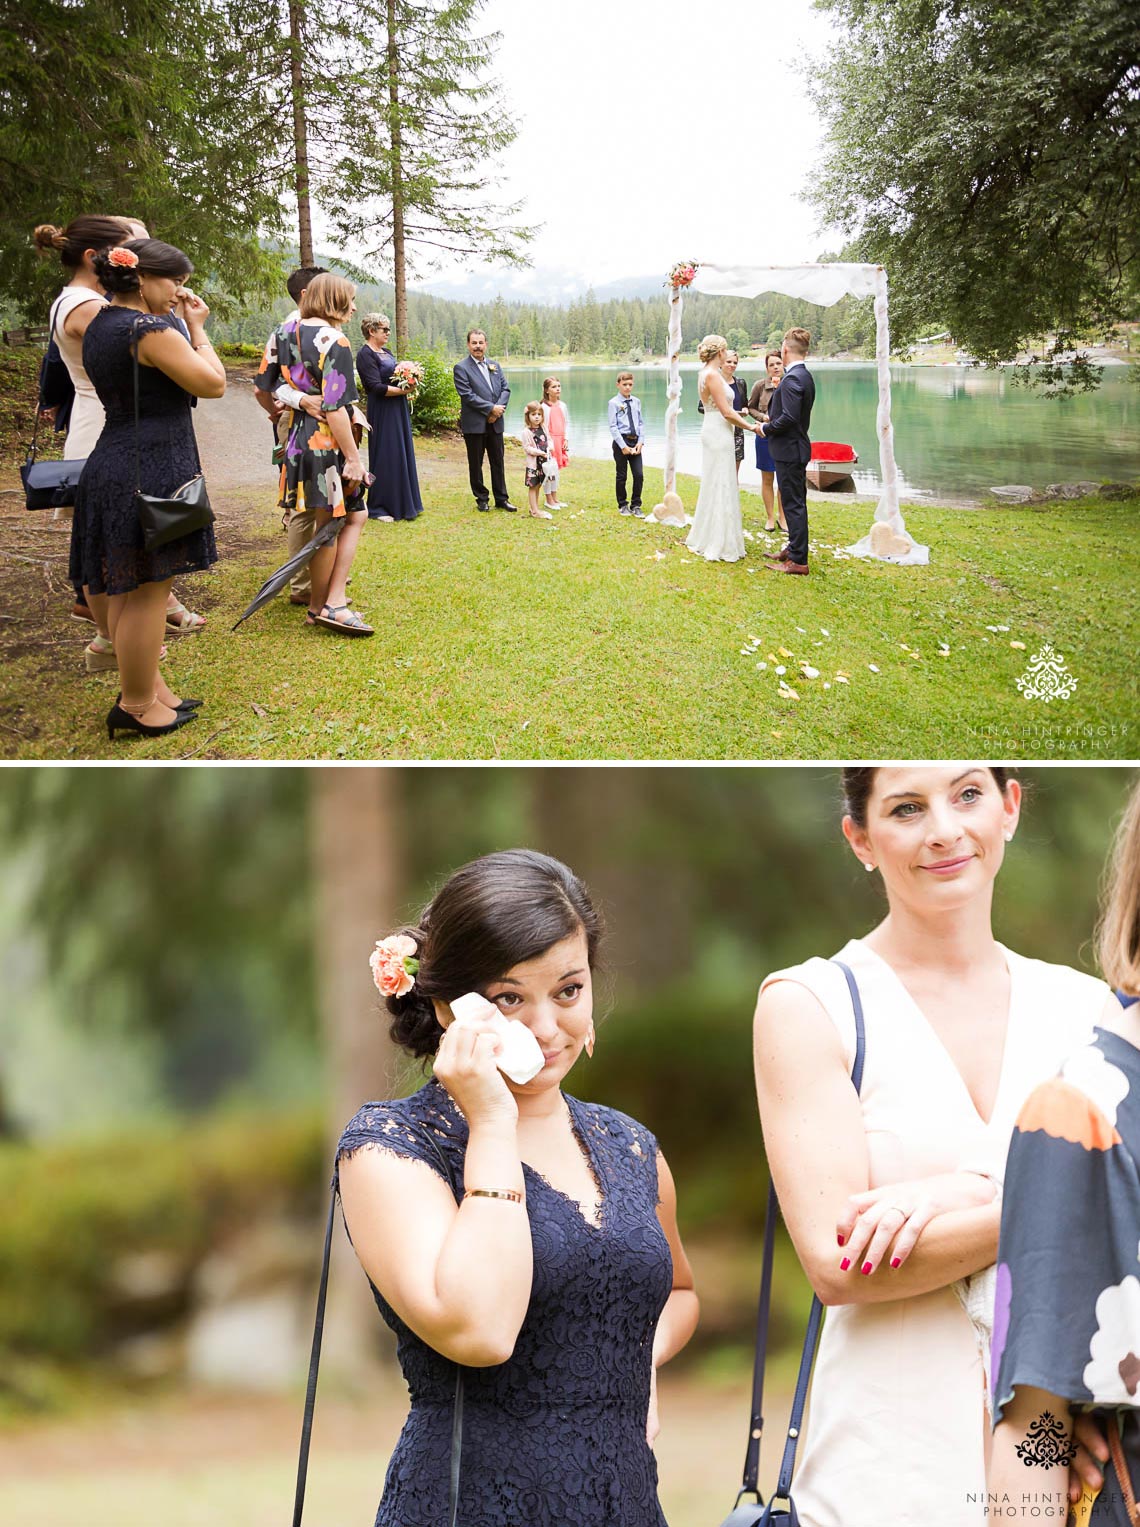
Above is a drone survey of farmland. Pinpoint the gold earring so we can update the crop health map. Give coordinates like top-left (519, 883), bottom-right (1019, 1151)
top-left (585, 1024), bottom-right (595, 1059)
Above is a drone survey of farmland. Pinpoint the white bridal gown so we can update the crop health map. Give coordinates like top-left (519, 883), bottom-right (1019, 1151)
top-left (685, 367), bottom-right (745, 562)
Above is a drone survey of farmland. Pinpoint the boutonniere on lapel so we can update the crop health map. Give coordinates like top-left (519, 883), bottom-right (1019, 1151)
top-left (488, 363), bottom-right (497, 372)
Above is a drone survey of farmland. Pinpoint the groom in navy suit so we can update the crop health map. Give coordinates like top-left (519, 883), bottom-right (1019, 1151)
top-left (759, 327), bottom-right (815, 575)
top-left (453, 328), bottom-right (516, 512)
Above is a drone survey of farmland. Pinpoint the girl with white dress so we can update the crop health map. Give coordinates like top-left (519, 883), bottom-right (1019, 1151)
top-left (34, 217), bottom-right (207, 669)
top-left (685, 334), bottom-right (758, 563)
top-left (753, 766), bottom-right (1108, 1527)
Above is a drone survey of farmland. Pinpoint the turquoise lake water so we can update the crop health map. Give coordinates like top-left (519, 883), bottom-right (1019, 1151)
top-left (498, 363), bottom-right (1137, 502)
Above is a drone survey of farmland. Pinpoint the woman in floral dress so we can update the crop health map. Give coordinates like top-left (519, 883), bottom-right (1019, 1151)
top-left (990, 778), bottom-right (1140, 1524)
top-left (256, 273), bottom-right (372, 636)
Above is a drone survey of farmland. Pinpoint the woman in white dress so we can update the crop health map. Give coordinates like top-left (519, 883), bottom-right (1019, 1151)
top-left (685, 333), bottom-right (759, 563)
top-left (752, 765), bottom-right (1108, 1527)
top-left (34, 216), bottom-right (206, 669)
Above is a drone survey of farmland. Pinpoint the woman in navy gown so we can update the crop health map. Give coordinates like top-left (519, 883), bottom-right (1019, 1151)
top-left (356, 313), bottom-right (423, 521)
top-left (335, 849), bottom-right (699, 1526)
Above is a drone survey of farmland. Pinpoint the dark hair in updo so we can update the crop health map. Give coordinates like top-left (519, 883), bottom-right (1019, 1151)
top-left (92, 238), bottom-right (192, 294)
top-left (841, 767), bottom-right (1011, 828)
top-left (385, 850), bottom-right (604, 1059)
top-left (33, 215), bottom-right (137, 269)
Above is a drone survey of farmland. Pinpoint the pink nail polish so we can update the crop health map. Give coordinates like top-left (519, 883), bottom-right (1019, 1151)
top-left (837, 1233), bottom-right (845, 1247)
top-left (861, 1261), bottom-right (873, 1275)
top-left (839, 1257), bottom-right (851, 1271)
top-left (890, 1256), bottom-right (901, 1269)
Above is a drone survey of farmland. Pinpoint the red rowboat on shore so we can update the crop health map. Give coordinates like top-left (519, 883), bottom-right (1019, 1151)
top-left (806, 441), bottom-right (858, 490)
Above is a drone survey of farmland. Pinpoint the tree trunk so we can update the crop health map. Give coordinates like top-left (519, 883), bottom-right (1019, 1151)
top-left (288, 0), bottom-right (314, 268)
top-left (387, 0), bottom-right (408, 351)
top-left (309, 766), bottom-right (405, 1378)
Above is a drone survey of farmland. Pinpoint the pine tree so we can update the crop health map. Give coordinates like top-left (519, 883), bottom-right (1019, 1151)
top-left (1, 0), bottom-right (285, 313)
top-left (328, 0), bottom-right (531, 351)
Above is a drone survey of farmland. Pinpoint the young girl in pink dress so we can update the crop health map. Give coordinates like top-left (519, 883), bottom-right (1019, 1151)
top-left (541, 377), bottom-right (569, 511)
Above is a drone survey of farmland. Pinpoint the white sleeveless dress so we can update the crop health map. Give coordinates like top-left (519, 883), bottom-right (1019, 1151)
top-left (685, 368), bottom-right (744, 562)
top-left (759, 936), bottom-right (1107, 1527)
top-left (49, 285), bottom-right (109, 459)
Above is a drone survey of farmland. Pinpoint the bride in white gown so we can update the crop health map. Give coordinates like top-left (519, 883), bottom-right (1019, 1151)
top-left (686, 334), bottom-right (760, 563)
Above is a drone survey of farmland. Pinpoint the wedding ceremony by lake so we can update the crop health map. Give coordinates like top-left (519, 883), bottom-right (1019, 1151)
top-left (497, 361), bottom-right (1138, 505)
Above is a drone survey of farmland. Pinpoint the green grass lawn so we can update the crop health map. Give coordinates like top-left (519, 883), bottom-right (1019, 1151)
top-left (2, 432), bottom-right (1137, 760)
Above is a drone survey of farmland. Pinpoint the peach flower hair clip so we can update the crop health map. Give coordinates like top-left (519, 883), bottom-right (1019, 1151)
top-left (369, 934), bottom-right (419, 997)
top-left (107, 247), bottom-right (139, 268)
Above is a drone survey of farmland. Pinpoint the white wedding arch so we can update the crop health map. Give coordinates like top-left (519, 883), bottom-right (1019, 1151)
top-left (663, 262), bottom-right (928, 565)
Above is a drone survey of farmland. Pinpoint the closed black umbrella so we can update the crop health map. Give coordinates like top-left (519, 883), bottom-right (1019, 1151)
top-left (231, 517), bottom-right (344, 630)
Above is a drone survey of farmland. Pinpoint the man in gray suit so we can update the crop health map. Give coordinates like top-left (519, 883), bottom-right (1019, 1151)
top-left (452, 328), bottom-right (516, 512)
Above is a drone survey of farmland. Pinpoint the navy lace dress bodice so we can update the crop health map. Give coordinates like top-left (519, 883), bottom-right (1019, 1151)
top-left (334, 1078), bottom-right (673, 1527)
top-left (69, 306), bottom-right (217, 596)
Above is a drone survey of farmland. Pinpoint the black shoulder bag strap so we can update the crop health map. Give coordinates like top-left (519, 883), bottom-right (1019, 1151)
top-left (291, 1128), bottom-right (466, 1527)
top-left (27, 304), bottom-right (61, 469)
top-left (726, 958), bottom-right (866, 1525)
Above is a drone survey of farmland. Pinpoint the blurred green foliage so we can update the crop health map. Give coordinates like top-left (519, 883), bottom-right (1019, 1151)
top-left (0, 1109), bottom-right (323, 1411)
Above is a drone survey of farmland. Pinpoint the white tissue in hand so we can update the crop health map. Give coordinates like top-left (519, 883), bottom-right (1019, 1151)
top-left (449, 993), bottom-right (545, 1084)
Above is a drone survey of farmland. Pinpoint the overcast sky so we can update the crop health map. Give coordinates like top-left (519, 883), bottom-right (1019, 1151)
top-left (420, 0), bottom-right (842, 293)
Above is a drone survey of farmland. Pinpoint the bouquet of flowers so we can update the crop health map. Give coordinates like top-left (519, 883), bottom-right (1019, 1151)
top-left (392, 360), bottom-right (424, 391)
top-left (666, 261), bottom-right (699, 290)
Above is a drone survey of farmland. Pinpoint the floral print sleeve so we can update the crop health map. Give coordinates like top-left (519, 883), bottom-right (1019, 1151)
top-left (992, 1030), bottom-right (1140, 1429)
top-left (318, 329), bottom-right (358, 413)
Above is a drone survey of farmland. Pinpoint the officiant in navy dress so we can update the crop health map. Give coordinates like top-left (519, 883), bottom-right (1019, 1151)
top-left (453, 327), bottom-right (516, 512)
top-left (356, 313), bottom-right (423, 522)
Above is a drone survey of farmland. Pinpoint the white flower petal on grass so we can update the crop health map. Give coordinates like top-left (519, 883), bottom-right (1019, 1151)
top-left (835, 675), bottom-right (850, 685)
top-left (820, 628), bottom-right (830, 636)
top-left (823, 682), bottom-right (832, 690)
top-left (1010, 640), bottom-right (1026, 650)
top-left (868, 664), bottom-right (880, 673)
top-left (774, 665), bottom-right (787, 676)
top-left (756, 661), bottom-right (768, 671)
top-left (800, 664), bottom-right (820, 679)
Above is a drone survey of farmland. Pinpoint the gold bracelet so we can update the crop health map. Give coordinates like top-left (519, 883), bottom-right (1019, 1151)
top-left (463, 1188), bottom-right (523, 1204)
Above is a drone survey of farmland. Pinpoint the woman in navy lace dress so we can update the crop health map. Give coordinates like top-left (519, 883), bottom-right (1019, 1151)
top-left (70, 239), bottom-right (225, 739)
top-left (335, 850), bottom-right (699, 1527)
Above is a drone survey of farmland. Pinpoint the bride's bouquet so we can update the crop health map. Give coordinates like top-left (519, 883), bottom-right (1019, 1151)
top-left (666, 261), bottom-right (699, 290)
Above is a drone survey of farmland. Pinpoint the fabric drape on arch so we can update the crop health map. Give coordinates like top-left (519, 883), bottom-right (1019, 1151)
top-left (675, 262), bottom-right (928, 565)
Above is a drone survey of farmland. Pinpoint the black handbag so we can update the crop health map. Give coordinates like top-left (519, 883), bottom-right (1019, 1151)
top-left (718, 960), bottom-right (866, 1527)
top-left (293, 1126), bottom-right (465, 1527)
top-left (132, 316), bottom-right (215, 551)
top-left (20, 306), bottom-right (86, 510)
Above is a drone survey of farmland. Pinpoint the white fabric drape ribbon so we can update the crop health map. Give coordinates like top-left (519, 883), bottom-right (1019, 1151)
top-left (687, 262), bottom-right (929, 565)
top-left (664, 287), bottom-right (685, 496)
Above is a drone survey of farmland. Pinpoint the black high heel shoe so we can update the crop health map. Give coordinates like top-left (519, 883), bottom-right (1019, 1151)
top-left (106, 702), bottom-right (199, 740)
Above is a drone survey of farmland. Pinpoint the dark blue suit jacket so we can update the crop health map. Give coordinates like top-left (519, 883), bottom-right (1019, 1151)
top-left (453, 353), bottom-right (511, 434)
top-left (763, 364), bottom-right (814, 465)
